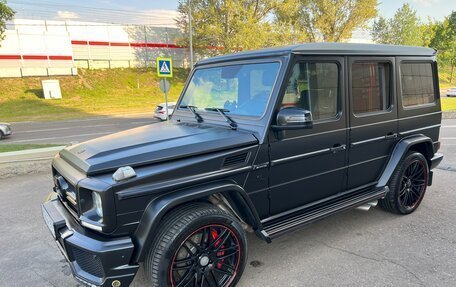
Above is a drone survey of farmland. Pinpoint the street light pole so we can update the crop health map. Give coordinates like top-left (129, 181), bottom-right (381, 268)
top-left (188, 0), bottom-right (194, 68)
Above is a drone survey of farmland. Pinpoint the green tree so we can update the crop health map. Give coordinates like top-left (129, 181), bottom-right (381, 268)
top-left (176, 0), bottom-right (281, 54)
top-left (371, 16), bottom-right (391, 43)
top-left (371, 3), bottom-right (423, 46)
top-left (275, 0), bottom-right (378, 42)
top-left (0, 0), bottom-right (14, 43)
top-left (420, 17), bottom-right (440, 48)
top-left (429, 11), bottom-right (456, 82)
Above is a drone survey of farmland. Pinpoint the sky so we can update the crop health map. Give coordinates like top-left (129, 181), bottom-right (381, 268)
top-left (7, 0), bottom-right (456, 27)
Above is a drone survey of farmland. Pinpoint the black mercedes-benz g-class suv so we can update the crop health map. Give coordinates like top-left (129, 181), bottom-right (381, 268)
top-left (42, 43), bottom-right (443, 287)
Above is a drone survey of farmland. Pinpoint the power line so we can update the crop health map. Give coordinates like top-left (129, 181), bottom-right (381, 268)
top-left (9, 0), bottom-right (178, 19)
top-left (8, 0), bottom-right (180, 26)
top-left (6, 22), bottom-right (180, 28)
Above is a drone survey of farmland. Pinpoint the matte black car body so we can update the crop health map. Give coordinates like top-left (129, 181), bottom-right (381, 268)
top-left (42, 43), bottom-right (443, 287)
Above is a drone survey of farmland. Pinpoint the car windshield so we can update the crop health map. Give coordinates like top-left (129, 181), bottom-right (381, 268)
top-left (179, 62), bottom-right (280, 118)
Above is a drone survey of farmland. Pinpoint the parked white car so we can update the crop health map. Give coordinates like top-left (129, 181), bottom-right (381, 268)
top-left (0, 122), bottom-right (12, 139)
top-left (447, 87), bottom-right (456, 97)
top-left (154, 102), bottom-right (176, 121)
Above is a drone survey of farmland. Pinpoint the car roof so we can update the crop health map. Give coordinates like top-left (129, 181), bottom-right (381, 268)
top-left (196, 43), bottom-right (436, 66)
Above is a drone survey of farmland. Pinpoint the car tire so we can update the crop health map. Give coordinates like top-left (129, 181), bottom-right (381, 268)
top-left (0, 131), bottom-right (3, 140)
top-left (379, 152), bottom-right (429, 214)
top-left (145, 202), bottom-right (247, 287)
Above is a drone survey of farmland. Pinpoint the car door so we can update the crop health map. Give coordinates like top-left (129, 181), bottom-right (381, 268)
top-left (268, 57), bottom-right (348, 215)
top-left (347, 57), bottom-right (398, 190)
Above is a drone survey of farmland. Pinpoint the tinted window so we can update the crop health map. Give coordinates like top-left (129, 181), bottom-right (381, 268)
top-left (401, 62), bottom-right (435, 107)
top-left (282, 62), bottom-right (339, 121)
top-left (352, 62), bottom-right (391, 115)
top-left (179, 62), bottom-right (280, 117)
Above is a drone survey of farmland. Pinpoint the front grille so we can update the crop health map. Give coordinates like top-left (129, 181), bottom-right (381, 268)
top-left (54, 173), bottom-right (78, 215)
top-left (72, 247), bottom-right (105, 278)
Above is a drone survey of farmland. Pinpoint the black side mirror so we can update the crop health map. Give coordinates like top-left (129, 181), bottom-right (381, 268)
top-left (271, 107), bottom-right (313, 130)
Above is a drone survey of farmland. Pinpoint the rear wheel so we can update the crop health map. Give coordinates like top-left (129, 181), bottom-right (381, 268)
top-left (379, 152), bottom-right (429, 214)
top-left (0, 131), bottom-right (3, 140)
top-left (145, 203), bottom-right (247, 287)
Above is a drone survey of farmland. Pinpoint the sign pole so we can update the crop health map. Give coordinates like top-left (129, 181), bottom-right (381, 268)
top-left (164, 81), bottom-right (169, 121)
top-left (188, 0), bottom-right (194, 68)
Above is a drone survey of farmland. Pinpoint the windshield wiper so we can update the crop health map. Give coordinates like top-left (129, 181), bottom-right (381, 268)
top-left (180, 105), bottom-right (204, 123)
top-left (205, 108), bottom-right (237, 130)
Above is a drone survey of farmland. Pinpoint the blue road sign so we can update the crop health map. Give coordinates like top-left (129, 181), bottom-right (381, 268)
top-left (156, 57), bottom-right (173, 78)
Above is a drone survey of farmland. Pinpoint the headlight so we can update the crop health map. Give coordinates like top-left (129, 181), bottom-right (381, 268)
top-left (92, 192), bottom-right (103, 218)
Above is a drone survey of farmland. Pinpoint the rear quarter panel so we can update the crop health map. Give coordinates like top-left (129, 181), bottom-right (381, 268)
top-left (396, 56), bottom-right (442, 144)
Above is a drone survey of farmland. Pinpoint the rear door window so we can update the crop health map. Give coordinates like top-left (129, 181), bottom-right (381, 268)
top-left (351, 62), bottom-right (391, 115)
top-left (400, 62), bottom-right (435, 107)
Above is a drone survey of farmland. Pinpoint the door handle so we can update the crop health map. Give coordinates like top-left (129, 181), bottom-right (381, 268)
top-left (385, 132), bottom-right (398, 140)
top-left (330, 144), bottom-right (346, 153)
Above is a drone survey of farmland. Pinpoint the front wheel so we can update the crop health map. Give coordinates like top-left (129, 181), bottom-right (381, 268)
top-left (145, 203), bottom-right (247, 287)
top-left (379, 152), bottom-right (429, 214)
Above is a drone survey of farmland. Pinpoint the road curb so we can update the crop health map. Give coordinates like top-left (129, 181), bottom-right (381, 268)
top-left (0, 146), bottom-right (65, 164)
top-left (443, 112), bottom-right (456, 119)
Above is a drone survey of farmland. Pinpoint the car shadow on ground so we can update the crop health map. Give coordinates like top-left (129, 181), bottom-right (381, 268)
top-left (130, 207), bottom-right (401, 286)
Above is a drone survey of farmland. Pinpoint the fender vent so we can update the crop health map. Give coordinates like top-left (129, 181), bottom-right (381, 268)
top-left (223, 152), bottom-right (249, 167)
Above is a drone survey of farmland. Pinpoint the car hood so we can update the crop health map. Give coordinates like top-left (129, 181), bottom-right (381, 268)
top-left (58, 122), bottom-right (258, 176)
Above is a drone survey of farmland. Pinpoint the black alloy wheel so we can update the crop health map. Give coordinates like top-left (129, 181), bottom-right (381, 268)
top-left (170, 224), bottom-right (241, 287)
top-left (145, 203), bottom-right (247, 287)
top-left (379, 152), bottom-right (429, 214)
top-left (398, 159), bottom-right (427, 210)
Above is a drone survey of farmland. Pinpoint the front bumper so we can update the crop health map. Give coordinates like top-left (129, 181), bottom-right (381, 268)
top-left (2, 128), bottom-right (11, 136)
top-left (153, 113), bottom-right (166, 120)
top-left (41, 197), bottom-right (139, 287)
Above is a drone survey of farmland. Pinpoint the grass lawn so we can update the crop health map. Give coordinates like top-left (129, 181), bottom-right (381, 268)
top-left (1, 66), bottom-right (455, 122)
top-left (438, 65), bottom-right (456, 89)
top-left (0, 144), bottom-right (62, 153)
top-left (441, 96), bottom-right (456, 112)
top-left (0, 68), bottom-right (189, 122)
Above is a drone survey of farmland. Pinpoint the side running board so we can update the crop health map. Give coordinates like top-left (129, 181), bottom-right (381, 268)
top-left (263, 186), bottom-right (389, 239)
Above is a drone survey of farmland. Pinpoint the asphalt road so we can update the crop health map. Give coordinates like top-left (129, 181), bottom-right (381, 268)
top-left (0, 120), bottom-right (455, 287)
top-left (0, 114), bottom-right (159, 145)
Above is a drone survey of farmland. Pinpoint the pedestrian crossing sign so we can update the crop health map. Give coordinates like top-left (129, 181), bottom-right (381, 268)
top-left (156, 57), bottom-right (173, 78)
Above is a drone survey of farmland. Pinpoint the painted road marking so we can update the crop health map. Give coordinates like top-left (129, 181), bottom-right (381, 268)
top-left (12, 121), bottom-right (152, 134)
top-left (5, 132), bottom-right (112, 144)
top-left (12, 124), bottom-right (118, 134)
top-left (11, 113), bottom-right (154, 124)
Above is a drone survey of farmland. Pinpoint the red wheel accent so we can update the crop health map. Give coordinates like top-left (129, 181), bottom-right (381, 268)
top-left (399, 159), bottom-right (427, 209)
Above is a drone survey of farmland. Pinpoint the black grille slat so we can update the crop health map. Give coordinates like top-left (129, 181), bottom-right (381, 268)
top-left (223, 153), bottom-right (249, 167)
top-left (54, 172), bottom-right (78, 215)
top-left (72, 247), bottom-right (105, 278)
